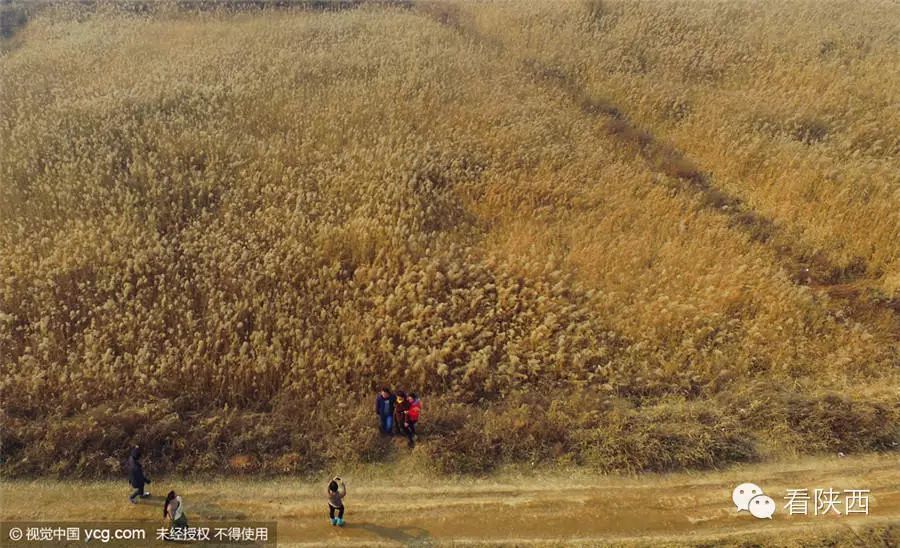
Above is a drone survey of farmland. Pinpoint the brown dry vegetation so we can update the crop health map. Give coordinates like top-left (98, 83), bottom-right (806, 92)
top-left (2, 454), bottom-right (900, 546)
top-left (455, 0), bottom-right (900, 292)
top-left (0, 1), bottom-right (898, 478)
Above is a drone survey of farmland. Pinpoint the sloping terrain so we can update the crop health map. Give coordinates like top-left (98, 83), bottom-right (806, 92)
top-left (0, 1), bottom-right (897, 477)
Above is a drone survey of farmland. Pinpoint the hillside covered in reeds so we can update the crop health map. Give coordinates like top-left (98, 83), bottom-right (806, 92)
top-left (1, 0), bottom-right (897, 477)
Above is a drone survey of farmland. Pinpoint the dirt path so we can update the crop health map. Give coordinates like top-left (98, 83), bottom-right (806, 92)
top-left (2, 454), bottom-right (898, 546)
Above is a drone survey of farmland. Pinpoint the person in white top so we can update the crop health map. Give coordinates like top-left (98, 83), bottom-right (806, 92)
top-left (163, 490), bottom-right (188, 530)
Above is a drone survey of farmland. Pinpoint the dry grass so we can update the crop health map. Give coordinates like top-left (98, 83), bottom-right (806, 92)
top-left (459, 0), bottom-right (900, 295)
top-left (0, 1), bottom-right (897, 477)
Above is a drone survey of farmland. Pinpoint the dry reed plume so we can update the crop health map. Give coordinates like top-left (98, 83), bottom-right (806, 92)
top-left (0, 1), bottom-right (897, 476)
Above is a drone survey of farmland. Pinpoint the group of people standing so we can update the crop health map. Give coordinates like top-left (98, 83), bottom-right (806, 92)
top-left (126, 390), bottom-right (423, 533)
top-left (375, 388), bottom-right (422, 447)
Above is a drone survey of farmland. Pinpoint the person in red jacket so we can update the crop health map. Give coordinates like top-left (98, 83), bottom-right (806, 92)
top-left (405, 393), bottom-right (421, 448)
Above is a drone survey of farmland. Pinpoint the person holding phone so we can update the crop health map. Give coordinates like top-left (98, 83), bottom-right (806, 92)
top-left (327, 476), bottom-right (347, 526)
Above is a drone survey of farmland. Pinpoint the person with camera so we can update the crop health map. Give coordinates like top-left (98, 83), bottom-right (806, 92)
top-left (326, 476), bottom-right (347, 526)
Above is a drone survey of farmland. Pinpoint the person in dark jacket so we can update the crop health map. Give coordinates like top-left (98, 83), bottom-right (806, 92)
top-left (393, 391), bottom-right (410, 436)
top-left (127, 446), bottom-right (151, 503)
top-left (375, 387), bottom-right (394, 434)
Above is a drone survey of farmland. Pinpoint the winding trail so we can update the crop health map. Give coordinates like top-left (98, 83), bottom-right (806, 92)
top-left (414, 1), bottom-right (899, 340)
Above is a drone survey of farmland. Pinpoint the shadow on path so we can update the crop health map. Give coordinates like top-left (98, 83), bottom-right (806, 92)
top-left (345, 522), bottom-right (432, 546)
top-left (189, 500), bottom-right (247, 520)
top-left (134, 495), bottom-right (246, 520)
top-left (134, 495), bottom-right (165, 506)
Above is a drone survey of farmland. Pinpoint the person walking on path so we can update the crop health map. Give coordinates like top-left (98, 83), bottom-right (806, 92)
top-left (126, 446), bottom-right (151, 503)
top-left (327, 477), bottom-right (347, 527)
top-left (375, 387), bottom-right (394, 434)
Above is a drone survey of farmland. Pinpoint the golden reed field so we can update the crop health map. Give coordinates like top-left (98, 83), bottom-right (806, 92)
top-left (0, 0), bottom-right (897, 477)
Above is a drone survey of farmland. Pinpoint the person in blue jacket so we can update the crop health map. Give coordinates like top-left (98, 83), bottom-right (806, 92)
top-left (375, 387), bottom-right (394, 434)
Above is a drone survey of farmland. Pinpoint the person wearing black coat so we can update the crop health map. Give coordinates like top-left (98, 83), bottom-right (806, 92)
top-left (393, 391), bottom-right (410, 436)
top-left (127, 446), bottom-right (151, 503)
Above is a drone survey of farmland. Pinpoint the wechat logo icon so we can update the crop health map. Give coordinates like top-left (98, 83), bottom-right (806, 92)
top-left (733, 482), bottom-right (775, 519)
